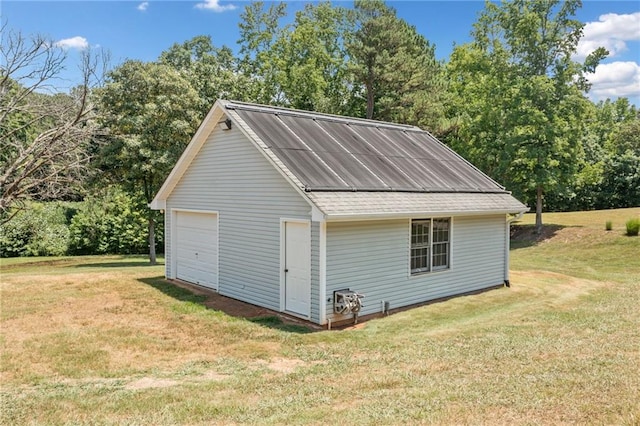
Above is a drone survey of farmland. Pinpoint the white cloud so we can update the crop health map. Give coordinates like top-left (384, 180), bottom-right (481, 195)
top-left (194, 0), bottom-right (236, 12)
top-left (137, 2), bottom-right (149, 11)
top-left (55, 36), bottom-right (89, 51)
top-left (586, 61), bottom-right (640, 100)
top-left (576, 12), bottom-right (640, 60)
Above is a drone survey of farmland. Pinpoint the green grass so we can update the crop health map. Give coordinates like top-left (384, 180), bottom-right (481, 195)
top-left (511, 208), bottom-right (640, 284)
top-left (1, 208), bottom-right (639, 425)
top-left (0, 255), bottom-right (164, 276)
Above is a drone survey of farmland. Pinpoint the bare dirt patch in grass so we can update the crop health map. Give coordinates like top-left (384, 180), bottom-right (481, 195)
top-left (199, 370), bottom-right (230, 381)
top-left (258, 357), bottom-right (307, 374)
top-left (125, 377), bottom-right (180, 390)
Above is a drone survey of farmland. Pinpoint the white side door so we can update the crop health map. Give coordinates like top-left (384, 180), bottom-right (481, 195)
top-left (284, 221), bottom-right (311, 316)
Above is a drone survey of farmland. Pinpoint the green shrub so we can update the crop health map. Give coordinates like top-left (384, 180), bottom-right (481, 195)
top-left (626, 218), bottom-right (640, 236)
top-left (605, 220), bottom-right (612, 231)
top-left (68, 187), bottom-right (161, 255)
top-left (0, 188), bottom-right (163, 257)
top-left (0, 202), bottom-right (75, 257)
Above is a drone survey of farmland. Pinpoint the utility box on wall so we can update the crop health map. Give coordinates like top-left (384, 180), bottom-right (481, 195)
top-left (333, 289), bottom-right (364, 315)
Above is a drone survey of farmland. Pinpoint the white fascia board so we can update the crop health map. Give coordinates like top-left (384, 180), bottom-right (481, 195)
top-left (149, 100), bottom-right (226, 210)
top-left (311, 205), bottom-right (325, 222)
top-left (149, 199), bottom-right (166, 210)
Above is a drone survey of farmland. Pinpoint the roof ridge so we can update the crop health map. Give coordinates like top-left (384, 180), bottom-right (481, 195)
top-left (225, 98), bottom-right (511, 196)
top-left (222, 99), bottom-right (422, 131)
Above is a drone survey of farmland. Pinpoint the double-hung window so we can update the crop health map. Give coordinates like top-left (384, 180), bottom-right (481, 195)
top-left (410, 218), bottom-right (450, 275)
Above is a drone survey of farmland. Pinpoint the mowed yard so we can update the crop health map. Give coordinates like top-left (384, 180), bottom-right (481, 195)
top-left (1, 208), bottom-right (639, 425)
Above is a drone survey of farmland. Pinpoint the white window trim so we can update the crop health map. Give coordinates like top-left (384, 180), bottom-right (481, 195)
top-left (408, 217), bottom-right (452, 277)
top-left (410, 219), bottom-right (432, 274)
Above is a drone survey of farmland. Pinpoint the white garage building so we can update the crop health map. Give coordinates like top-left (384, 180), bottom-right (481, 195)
top-left (151, 100), bottom-right (527, 326)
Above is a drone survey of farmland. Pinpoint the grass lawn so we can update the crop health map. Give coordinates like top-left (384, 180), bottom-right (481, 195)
top-left (1, 208), bottom-right (639, 425)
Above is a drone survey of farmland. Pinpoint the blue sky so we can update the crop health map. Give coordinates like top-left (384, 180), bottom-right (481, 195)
top-left (2, 1), bottom-right (639, 105)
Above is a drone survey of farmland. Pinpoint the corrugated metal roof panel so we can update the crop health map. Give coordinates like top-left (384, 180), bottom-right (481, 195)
top-left (230, 102), bottom-right (507, 194)
top-left (270, 148), bottom-right (349, 190)
top-left (277, 115), bottom-right (388, 189)
top-left (405, 131), bottom-right (500, 190)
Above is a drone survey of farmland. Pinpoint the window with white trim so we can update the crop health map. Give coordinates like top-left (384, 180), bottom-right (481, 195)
top-left (410, 218), bottom-right (450, 274)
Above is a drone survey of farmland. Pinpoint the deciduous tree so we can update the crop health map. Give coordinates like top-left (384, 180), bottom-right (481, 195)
top-left (98, 60), bottom-right (200, 264)
top-left (447, 0), bottom-right (607, 233)
top-left (0, 24), bottom-right (106, 224)
top-left (271, 2), bottom-right (355, 113)
top-left (238, 1), bottom-right (288, 104)
top-left (159, 35), bottom-right (254, 116)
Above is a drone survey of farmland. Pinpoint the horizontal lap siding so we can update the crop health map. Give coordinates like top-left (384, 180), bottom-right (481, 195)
top-left (310, 221), bottom-right (320, 323)
top-left (164, 212), bottom-right (171, 277)
top-left (326, 215), bottom-right (505, 321)
top-left (166, 127), bottom-right (311, 312)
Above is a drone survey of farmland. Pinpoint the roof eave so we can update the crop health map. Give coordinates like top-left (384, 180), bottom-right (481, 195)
top-left (323, 207), bottom-right (530, 222)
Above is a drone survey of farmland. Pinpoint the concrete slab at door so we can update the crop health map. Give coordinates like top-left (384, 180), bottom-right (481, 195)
top-left (175, 211), bottom-right (218, 289)
top-left (284, 221), bottom-right (310, 316)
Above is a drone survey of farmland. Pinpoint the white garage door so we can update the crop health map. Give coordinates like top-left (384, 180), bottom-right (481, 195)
top-left (175, 211), bottom-right (218, 289)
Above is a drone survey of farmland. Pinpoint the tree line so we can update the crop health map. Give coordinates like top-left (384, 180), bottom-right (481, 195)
top-left (1, 0), bottom-right (638, 259)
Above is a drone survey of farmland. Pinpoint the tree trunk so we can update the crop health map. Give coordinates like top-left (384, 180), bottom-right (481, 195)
top-left (366, 81), bottom-right (374, 120)
top-left (148, 214), bottom-right (157, 265)
top-left (535, 185), bottom-right (543, 235)
top-left (365, 63), bottom-right (375, 119)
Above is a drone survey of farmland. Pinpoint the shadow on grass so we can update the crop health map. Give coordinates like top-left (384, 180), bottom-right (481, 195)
top-left (510, 224), bottom-right (569, 249)
top-left (138, 276), bottom-right (207, 304)
top-left (248, 316), bottom-right (314, 333)
top-left (73, 261), bottom-right (165, 269)
top-left (137, 276), bottom-right (316, 334)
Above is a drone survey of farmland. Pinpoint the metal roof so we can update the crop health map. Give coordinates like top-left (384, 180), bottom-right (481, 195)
top-left (151, 100), bottom-right (528, 216)
top-left (226, 101), bottom-right (506, 194)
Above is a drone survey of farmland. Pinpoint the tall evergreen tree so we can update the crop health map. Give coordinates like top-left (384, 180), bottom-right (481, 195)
top-left (347, 0), bottom-right (447, 131)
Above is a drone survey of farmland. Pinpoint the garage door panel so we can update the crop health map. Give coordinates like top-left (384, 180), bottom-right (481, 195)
top-left (178, 228), bottom-right (216, 243)
top-left (176, 254), bottom-right (216, 268)
top-left (176, 247), bottom-right (217, 264)
top-left (175, 211), bottom-right (218, 290)
top-left (177, 212), bottom-right (218, 230)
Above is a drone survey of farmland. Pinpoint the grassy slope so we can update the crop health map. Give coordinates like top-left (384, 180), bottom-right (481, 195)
top-left (1, 209), bottom-right (639, 425)
top-left (511, 208), bottom-right (640, 284)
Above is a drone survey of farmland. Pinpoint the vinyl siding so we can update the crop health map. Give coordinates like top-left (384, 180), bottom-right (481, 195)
top-left (165, 125), bottom-right (313, 313)
top-left (310, 221), bottom-right (320, 323)
top-left (325, 215), bottom-right (506, 321)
